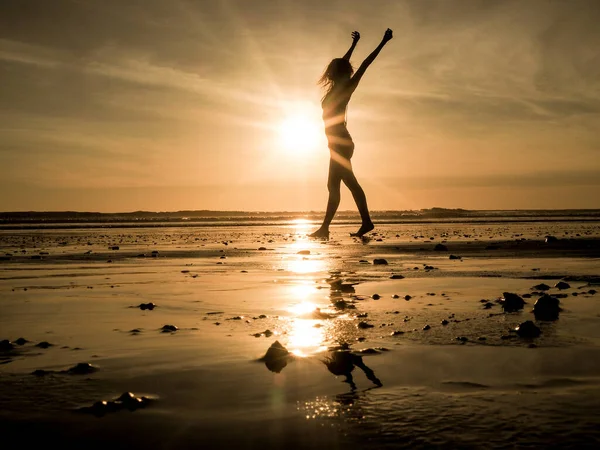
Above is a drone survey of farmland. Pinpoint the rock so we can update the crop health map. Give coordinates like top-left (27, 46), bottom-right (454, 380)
top-left (589, 289), bottom-right (597, 295)
top-left (356, 348), bottom-right (380, 354)
top-left (138, 302), bottom-right (156, 311)
top-left (0, 339), bottom-right (15, 351)
top-left (372, 294), bottom-right (381, 300)
top-left (500, 292), bottom-right (525, 312)
top-left (390, 274), bottom-right (404, 279)
top-left (455, 336), bottom-right (468, 342)
top-left (449, 254), bottom-right (462, 260)
top-left (392, 294), bottom-right (400, 299)
top-left (555, 281), bottom-right (570, 290)
top-left (258, 247), bottom-right (267, 250)
top-left (358, 321), bottom-right (374, 329)
top-left (261, 341), bottom-right (290, 373)
top-left (404, 295), bottom-right (412, 301)
top-left (391, 330), bottom-right (404, 336)
top-left (434, 243), bottom-right (448, 251)
top-left (441, 319), bottom-right (449, 325)
top-left (161, 324), bottom-right (178, 333)
top-left (14, 337), bottom-right (28, 345)
top-left (423, 324), bottom-right (431, 331)
top-left (532, 283), bottom-right (550, 291)
top-left (109, 246), bottom-right (120, 250)
top-left (35, 341), bottom-right (52, 349)
top-left (67, 362), bottom-right (99, 375)
top-left (373, 258), bottom-right (388, 265)
top-left (545, 236), bottom-right (558, 243)
top-left (31, 369), bottom-right (51, 376)
top-left (533, 294), bottom-right (561, 321)
top-left (515, 320), bottom-right (541, 338)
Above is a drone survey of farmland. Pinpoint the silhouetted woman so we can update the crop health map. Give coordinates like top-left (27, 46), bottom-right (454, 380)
top-left (310, 29), bottom-right (393, 239)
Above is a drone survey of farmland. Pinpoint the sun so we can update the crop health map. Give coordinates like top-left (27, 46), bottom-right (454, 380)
top-left (277, 113), bottom-right (322, 153)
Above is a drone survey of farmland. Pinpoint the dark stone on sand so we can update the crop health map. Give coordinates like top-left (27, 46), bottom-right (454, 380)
top-left (81, 392), bottom-right (153, 416)
top-left (483, 302), bottom-right (494, 309)
top-left (36, 341), bottom-right (52, 349)
top-left (138, 302), bottom-right (156, 310)
top-left (1, 339), bottom-right (14, 351)
top-left (441, 319), bottom-right (449, 325)
top-left (423, 324), bottom-right (431, 331)
top-left (373, 258), bottom-right (388, 265)
top-left (358, 321), bottom-right (374, 329)
top-left (392, 294), bottom-right (400, 299)
top-left (500, 292), bottom-right (525, 312)
top-left (449, 254), bottom-right (462, 260)
top-left (15, 337), bottom-right (27, 345)
top-left (31, 369), bottom-right (51, 376)
top-left (589, 289), bottom-right (597, 295)
top-left (533, 294), bottom-right (561, 321)
top-left (297, 250), bottom-right (310, 255)
top-left (553, 293), bottom-right (568, 298)
top-left (258, 247), bottom-right (267, 250)
top-left (456, 336), bottom-right (468, 342)
top-left (404, 295), bottom-right (412, 301)
top-left (532, 283), bottom-right (550, 291)
top-left (356, 348), bottom-right (380, 354)
top-left (555, 281), bottom-right (570, 290)
top-left (372, 294), bottom-right (381, 300)
top-left (161, 324), bottom-right (178, 333)
top-left (67, 362), bottom-right (99, 375)
top-left (109, 246), bottom-right (119, 250)
top-left (390, 274), bottom-right (404, 279)
top-left (261, 341), bottom-right (290, 373)
top-left (478, 337), bottom-right (487, 341)
top-left (545, 235), bottom-right (558, 243)
top-left (434, 244), bottom-right (448, 251)
top-left (522, 293), bottom-right (532, 298)
top-left (391, 330), bottom-right (404, 336)
top-left (129, 328), bottom-right (142, 334)
top-left (515, 320), bottom-right (541, 338)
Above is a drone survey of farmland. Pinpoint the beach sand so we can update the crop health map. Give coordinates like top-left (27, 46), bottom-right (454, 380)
top-left (1, 219), bottom-right (600, 449)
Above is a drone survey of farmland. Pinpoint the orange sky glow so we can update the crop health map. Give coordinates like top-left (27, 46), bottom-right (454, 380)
top-left (1, 0), bottom-right (599, 211)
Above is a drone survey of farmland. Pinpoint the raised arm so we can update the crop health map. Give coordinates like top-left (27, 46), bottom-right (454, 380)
top-left (348, 28), bottom-right (393, 92)
top-left (342, 31), bottom-right (360, 60)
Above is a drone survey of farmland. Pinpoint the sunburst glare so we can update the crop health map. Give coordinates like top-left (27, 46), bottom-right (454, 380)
top-left (276, 103), bottom-right (322, 153)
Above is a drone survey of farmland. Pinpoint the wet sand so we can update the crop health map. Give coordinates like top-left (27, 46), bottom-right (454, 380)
top-left (1, 220), bottom-right (600, 449)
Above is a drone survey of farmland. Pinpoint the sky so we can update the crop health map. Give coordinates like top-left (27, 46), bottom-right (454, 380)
top-left (1, 0), bottom-right (599, 212)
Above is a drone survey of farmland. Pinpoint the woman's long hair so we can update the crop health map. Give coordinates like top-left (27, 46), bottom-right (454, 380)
top-left (318, 58), bottom-right (354, 101)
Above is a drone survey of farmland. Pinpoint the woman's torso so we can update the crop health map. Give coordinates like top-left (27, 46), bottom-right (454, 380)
top-left (322, 86), bottom-right (354, 153)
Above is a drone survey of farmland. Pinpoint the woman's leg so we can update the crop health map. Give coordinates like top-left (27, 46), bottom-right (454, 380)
top-left (341, 165), bottom-right (374, 237)
top-left (309, 158), bottom-right (343, 238)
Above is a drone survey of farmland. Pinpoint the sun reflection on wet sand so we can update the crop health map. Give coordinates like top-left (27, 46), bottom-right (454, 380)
top-left (286, 257), bottom-right (327, 274)
top-left (288, 218), bottom-right (314, 234)
top-left (287, 319), bottom-right (327, 356)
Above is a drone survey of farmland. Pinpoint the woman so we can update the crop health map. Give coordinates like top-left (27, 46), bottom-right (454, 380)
top-left (310, 28), bottom-right (393, 239)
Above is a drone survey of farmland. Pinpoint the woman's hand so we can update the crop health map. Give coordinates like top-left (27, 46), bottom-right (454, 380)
top-left (351, 31), bottom-right (360, 42)
top-left (382, 28), bottom-right (393, 43)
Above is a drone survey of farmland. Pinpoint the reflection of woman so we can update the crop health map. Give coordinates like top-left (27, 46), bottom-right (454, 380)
top-left (310, 29), bottom-right (393, 239)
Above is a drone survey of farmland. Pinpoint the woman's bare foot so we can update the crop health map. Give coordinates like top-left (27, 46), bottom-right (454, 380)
top-left (350, 222), bottom-right (374, 237)
top-left (308, 227), bottom-right (330, 239)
